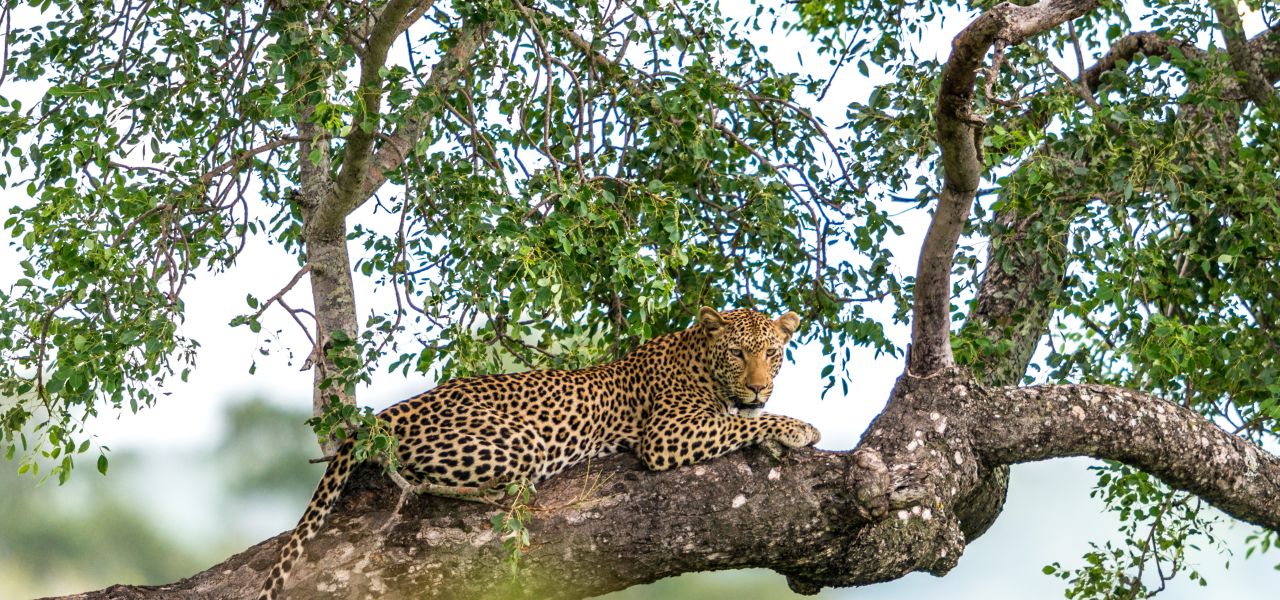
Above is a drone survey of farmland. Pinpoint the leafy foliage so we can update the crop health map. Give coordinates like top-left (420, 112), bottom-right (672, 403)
top-left (307, 397), bottom-right (400, 467)
top-left (491, 478), bottom-right (536, 578)
top-left (0, 0), bottom-right (901, 479)
top-left (1043, 463), bottom-right (1221, 598)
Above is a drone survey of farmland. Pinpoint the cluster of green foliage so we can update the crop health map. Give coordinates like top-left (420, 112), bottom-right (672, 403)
top-left (491, 478), bottom-right (536, 577)
top-left (307, 396), bottom-right (401, 466)
top-left (1043, 464), bottom-right (1223, 598)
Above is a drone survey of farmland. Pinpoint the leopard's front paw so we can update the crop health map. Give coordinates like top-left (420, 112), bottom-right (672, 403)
top-left (774, 419), bottom-right (821, 449)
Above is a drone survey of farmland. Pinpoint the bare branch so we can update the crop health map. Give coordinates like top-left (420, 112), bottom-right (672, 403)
top-left (199, 136), bottom-right (311, 184)
top-left (107, 160), bottom-right (177, 178)
top-left (249, 264), bottom-right (312, 322)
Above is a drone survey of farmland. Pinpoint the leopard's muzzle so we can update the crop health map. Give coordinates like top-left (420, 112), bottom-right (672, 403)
top-left (734, 401), bottom-right (765, 418)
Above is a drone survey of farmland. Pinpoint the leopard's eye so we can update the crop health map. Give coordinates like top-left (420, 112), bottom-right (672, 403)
top-left (766, 348), bottom-right (781, 359)
top-left (730, 348), bottom-right (745, 360)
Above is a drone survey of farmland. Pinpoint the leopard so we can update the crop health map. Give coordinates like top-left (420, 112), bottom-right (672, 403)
top-left (258, 306), bottom-right (822, 599)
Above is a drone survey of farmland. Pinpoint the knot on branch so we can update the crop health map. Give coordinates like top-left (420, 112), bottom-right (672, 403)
top-left (848, 448), bottom-right (929, 522)
top-left (795, 503), bottom-right (967, 589)
top-left (850, 448), bottom-right (892, 521)
top-left (889, 462), bottom-right (931, 508)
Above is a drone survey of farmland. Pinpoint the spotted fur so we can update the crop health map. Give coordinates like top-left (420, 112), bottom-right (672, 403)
top-left (258, 307), bottom-right (820, 599)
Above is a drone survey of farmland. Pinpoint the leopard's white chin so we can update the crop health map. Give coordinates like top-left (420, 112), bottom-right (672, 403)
top-left (738, 407), bottom-right (763, 419)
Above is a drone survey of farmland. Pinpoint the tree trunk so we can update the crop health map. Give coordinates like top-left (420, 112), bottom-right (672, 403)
top-left (303, 221), bottom-right (361, 421)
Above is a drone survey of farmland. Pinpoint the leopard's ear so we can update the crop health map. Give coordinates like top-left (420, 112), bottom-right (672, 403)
top-left (776, 312), bottom-right (801, 337)
top-left (699, 306), bottom-right (727, 335)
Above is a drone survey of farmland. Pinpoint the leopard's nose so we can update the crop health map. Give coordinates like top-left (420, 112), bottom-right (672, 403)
top-left (747, 383), bottom-right (766, 393)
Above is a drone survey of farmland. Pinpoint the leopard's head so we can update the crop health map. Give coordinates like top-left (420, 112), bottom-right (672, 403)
top-left (698, 306), bottom-right (800, 418)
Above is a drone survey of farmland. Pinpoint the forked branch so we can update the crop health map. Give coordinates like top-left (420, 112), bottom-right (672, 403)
top-left (910, 0), bottom-right (1101, 375)
top-left (353, 19), bottom-right (494, 205)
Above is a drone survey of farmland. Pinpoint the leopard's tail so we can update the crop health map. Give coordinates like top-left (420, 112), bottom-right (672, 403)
top-left (258, 440), bottom-right (356, 600)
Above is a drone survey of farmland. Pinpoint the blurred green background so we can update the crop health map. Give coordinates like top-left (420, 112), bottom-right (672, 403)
top-left (0, 398), bottom-right (323, 598)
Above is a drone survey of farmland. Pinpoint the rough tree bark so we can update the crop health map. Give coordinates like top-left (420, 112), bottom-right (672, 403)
top-left (48, 1), bottom-right (1280, 599)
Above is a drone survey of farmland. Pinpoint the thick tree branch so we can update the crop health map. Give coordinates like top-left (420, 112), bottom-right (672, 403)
top-left (47, 447), bottom-right (957, 599)
top-left (969, 20), bottom-right (1280, 376)
top-left (960, 207), bottom-right (1070, 382)
top-left (966, 18), bottom-right (1280, 383)
top-left (956, 13), bottom-right (1280, 549)
top-left (343, 0), bottom-right (435, 47)
top-left (50, 370), bottom-right (1280, 600)
top-left (266, 5), bottom-right (349, 429)
top-left (1255, 20), bottom-right (1280, 83)
top-left (973, 383), bottom-right (1280, 532)
top-left (1079, 31), bottom-right (1206, 94)
top-left (302, 228), bottom-right (359, 423)
top-left (289, 11), bottom-right (491, 428)
top-left (957, 25), bottom-right (1219, 539)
